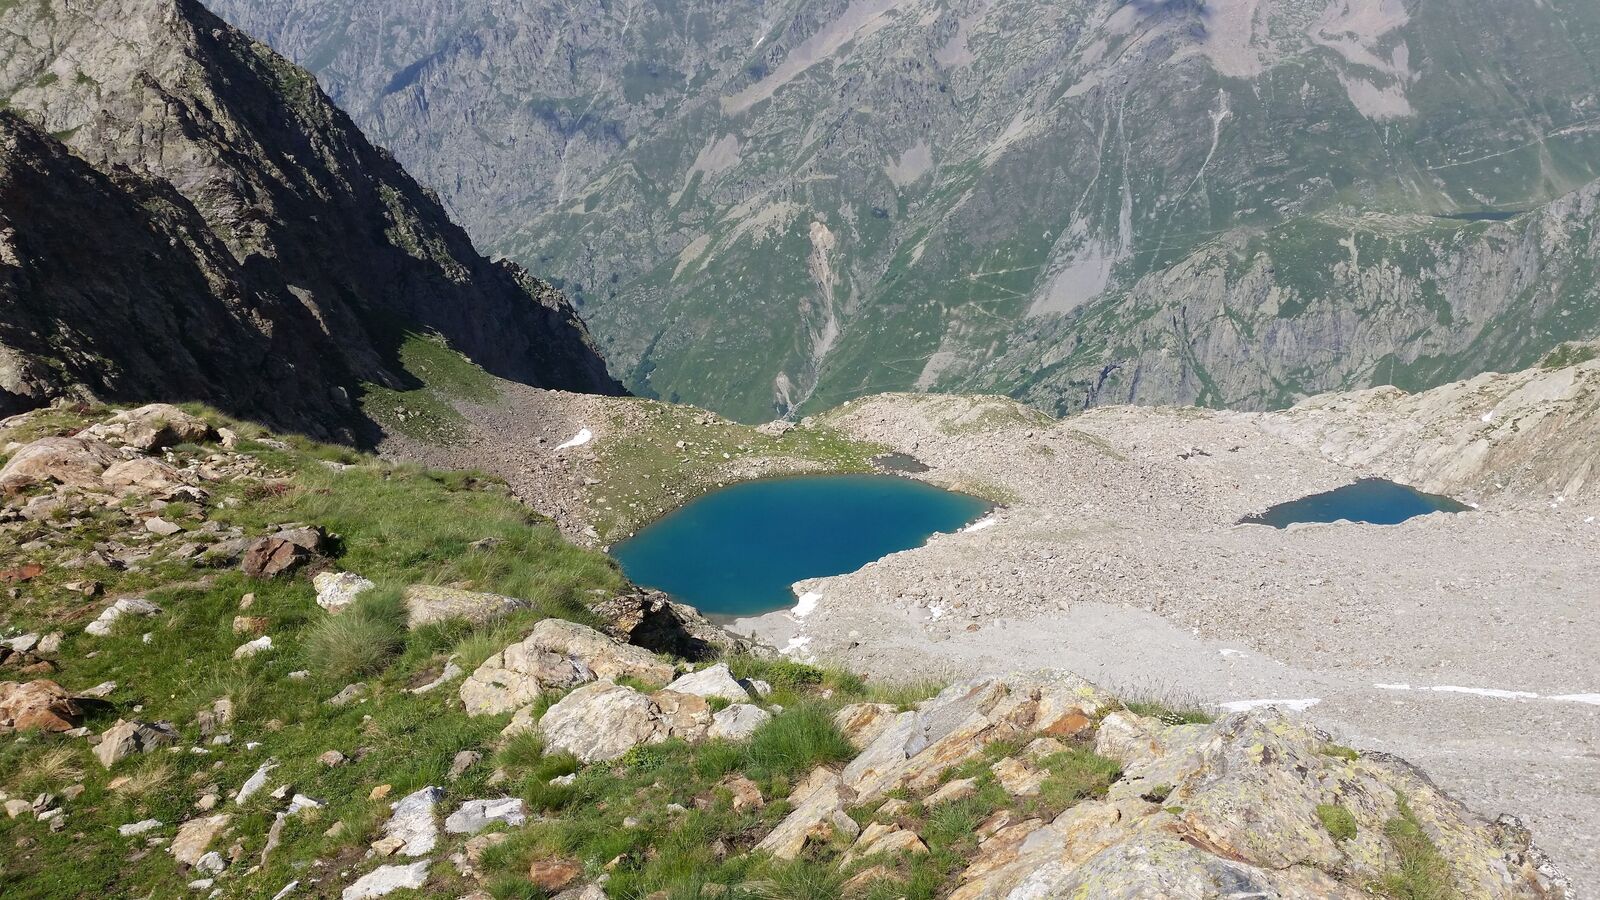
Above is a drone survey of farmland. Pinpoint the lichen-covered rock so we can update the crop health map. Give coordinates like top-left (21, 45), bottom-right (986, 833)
top-left (707, 703), bottom-right (771, 741)
top-left (460, 619), bottom-right (675, 716)
top-left (832, 703), bottom-right (899, 750)
top-left (313, 571), bottom-right (374, 613)
top-left (379, 786), bottom-right (442, 857)
top-left (402, 584), bottom-right (528, 630)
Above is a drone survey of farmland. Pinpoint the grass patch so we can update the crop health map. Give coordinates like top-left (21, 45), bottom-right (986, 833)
top-left (743, 704), bottom-right (855, 781)
top-left (1374, 795), bottom-right (1458, 899)
top-left (1317, 802), bottom-right (1358, 842)
top-left (302, 586), bottom-right (408, 681)
top-left (1035, 746), bottom-right (1122, 809)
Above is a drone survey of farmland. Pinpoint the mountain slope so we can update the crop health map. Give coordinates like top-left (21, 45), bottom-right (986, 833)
top-left (210, 0), bottom-right (1600, 422)
top-left (0, 0), bottom-right (620, 440)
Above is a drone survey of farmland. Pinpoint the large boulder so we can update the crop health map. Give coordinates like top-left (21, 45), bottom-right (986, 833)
top-left (0, 679), bottom-right (80, 732)
top-left (536, 681), bottom-right (714, 763)
top-left (459, 619), bottom-right (675, 716)
top-left (0, 436), bottom-right (117, 493)
top-left (403, 585), bottom-right (528, 630)
top-left (241, 527), bottom-right (323, 578)
top-left (83, 404), bottom-right (213, 451)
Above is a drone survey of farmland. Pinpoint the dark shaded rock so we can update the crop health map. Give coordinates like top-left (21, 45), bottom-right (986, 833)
top-left (593, 589), bottom-right (774, 662)
top-left (241, 527), bottom-right (323, 578)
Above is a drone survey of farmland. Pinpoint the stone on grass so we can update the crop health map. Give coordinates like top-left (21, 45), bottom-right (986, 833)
top-left (445, 797), bottom-right (528, 835)
top-left (0, 679), bottom-right (81, 732)
top-left (235, 761), bottom-right (278, 804)
top-left (85, 404), bottom-right (212, 451)
top-left (84, 597), bottom-right (162, 637)
top-left (170, 814), bottom-right (230, 866)
top-left (233, 635), bottom-right (273, 659)
top-left (381, 786), bottom-right (443, 857)
top-left (118, 818), bottom-right (162, 836)
top-left (95, 719), bottom-right (178, 767)
top-left (926, 777), bottom-right (978, 806)
top-left (313, 572), bottom-right (374, 613)
top-left (664, 663), bottom-right (752, 702)
top-left (325, 683), bottom-right (367, 706)
top-left (402, 584), bottom-right (528, 629)
top-left (194, 851), bottom-right (226, 875)
top-left (0, 436), bottom-right (117, 492)
top-left (242, 528), bottom-right (322, 578)
top-left (409, 659), bottom-right (462, 694)
top-left (707, 704), bottom-right (771, 741)
top-left (537, 682), bottom-right (714, 763)
top-left (145, 517), bottom-right (183, 536)
top-left (529, 858), bottom-right (582, 893)
top-left (448, 750), bottom-right (481, 779)
top-left (341, 861), bottom-right (430, 900)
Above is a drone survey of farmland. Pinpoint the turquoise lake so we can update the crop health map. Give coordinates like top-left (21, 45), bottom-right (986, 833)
top-left (611, 475), bottom-right (989, 617)
top-left (1242, 479), bottom-right (1468, 528)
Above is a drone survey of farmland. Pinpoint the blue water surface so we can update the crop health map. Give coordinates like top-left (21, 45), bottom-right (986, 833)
top-left (1242, 478), bottom-right (1467, 528)
top-left (611, 475), bottom-right (989, 617)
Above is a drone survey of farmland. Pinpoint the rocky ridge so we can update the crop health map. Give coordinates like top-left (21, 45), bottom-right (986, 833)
top-left (0, 0), bottom-right (619, 441)
top-left (212, 0), bottom-right (1600, 422)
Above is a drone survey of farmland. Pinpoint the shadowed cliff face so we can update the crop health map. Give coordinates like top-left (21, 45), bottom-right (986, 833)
top-left (0, 0), bottom-right (621, 441)
top-left (210, 0), bottom-right (1600, 422)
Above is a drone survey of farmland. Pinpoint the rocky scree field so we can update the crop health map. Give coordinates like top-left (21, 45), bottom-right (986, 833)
top-left (0, 402), bottom-right (1568, 899)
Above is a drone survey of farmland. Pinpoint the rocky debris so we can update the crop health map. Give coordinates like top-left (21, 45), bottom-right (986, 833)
top-left (842, 822), bottom-right (928, 867)
top-left (460, 619), bottom-right (675, 716)
top-left (402, 584), bottom-right (528, 629)
top-left (341, 861), bottom-right (430, 900)
top-left (170, 814), bottom-right (230, 867)
top-left (144, 516), bottom-right (183, 536)
top-left (444, 797), bottom-right (528, 835)
top-left (448, 750), bottom-right (481, 780)
top-left (84, 597), bottom-right (162, 637)
top-left (378, 786), bottom-right (442, 857)
top-left (664, 662), bottom-right (752, 702)
top-left (0, 436), bottom-right (117, 493)
top-left (707, 704), bottom-right (771, 741)
top-left (318, 750), bottom-right (347, 768)
top-left (594, 590), bottom-right (774, 661)
top-left (313, 571), bottom-right (375, 613)
top-left (94, 719), bottom-right (178, 767)
top-left (241, 527), bottom-right (323, 578)
top-left (0, 679), bottom-right (80, 732)
top-left (83, 404), bottom-right (213, 452)
top-left (536, 681), bottom-right (715, 763)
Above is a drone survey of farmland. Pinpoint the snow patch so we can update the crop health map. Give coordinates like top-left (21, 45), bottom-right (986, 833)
top-left (792, 591), bottom-right (822, 618)
top-left (963, 517), bottom-right (997, 533)
top-left (555, 428), bottom-right (593, 450)
top-left (1218, 698), bottom-right (1321, 713)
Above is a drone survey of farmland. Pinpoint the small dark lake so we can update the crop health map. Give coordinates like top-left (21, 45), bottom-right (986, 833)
top-left (611, 475), bottom-right (989, 617)
top-left (1242, 479), bottom-right (1468, 529)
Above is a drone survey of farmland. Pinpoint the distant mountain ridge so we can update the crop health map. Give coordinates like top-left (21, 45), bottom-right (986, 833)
top-left (209, 0), bottom-right (1600, 422)
top-left (0, 0), bottom-right (620, 441)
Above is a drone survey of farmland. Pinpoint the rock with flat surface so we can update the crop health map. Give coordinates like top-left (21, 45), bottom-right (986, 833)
top-left (707, 703), bottom-right (771, 741)
top-left (460, 619), bottom-right (674, 716)
top-left (102, 457), bottom-right (185, 493)
top-left (403, 584), bottom-right (528, 629)
top-left (537, 681), bottom-right (714, 762)
top-left (753, 768), bottom-right (855, 860)
top-left (0, 679), bottom-right (80, 732)
top-left (445, 797), bottom-right (528, 835)
top-left (341, 861), bottom-right (430, 900)
top-left (170, 814), bottom-right (230, 866)
top-left (313, 572), bottom-right (374, 613)
top-left (84, 597), bottom-right (162, 637)
top-left (381, 786), bottom-right (443, 857)
top-left (833, 703), bottom-right (900, 750)
top-left (665, 663), bottom-right (751, 701)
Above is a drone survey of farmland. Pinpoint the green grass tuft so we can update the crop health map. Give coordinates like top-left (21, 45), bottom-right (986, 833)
top-left (1317, 802), bottom-right (1359, 841)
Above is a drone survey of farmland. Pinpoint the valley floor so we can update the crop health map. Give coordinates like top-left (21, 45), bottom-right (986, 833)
top-left (392, 359), bottom-right (1600, 895)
